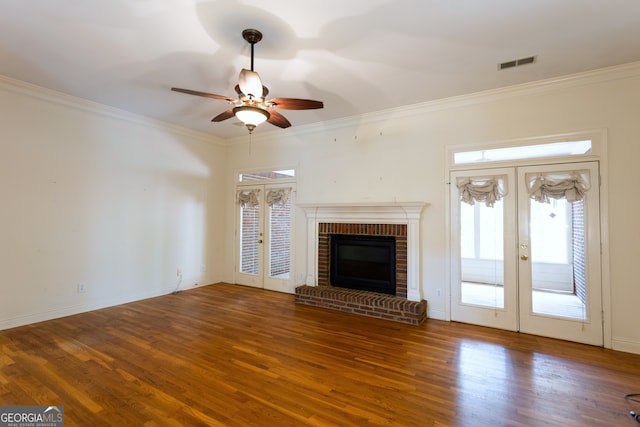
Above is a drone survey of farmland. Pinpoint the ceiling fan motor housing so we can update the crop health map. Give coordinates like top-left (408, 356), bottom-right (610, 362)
top-left (242, 29), bottom-right (263, 45)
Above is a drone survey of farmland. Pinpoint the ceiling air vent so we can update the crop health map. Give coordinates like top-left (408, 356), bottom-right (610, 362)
top-left (499, 55), bottom-right (537, 70)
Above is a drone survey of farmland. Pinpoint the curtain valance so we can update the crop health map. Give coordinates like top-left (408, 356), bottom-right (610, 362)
top-left (525, 170), bottom-right (590, 203)
top-left (456, 175), bottom-right (507, 207)
top-left (266, 188), bottom-right (290, 207)
top-left (237, 189), bottom-right (260, 208)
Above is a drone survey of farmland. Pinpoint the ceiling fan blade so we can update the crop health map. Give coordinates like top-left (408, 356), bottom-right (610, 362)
top-left (269, 98), bottom-right (324, 110)
top-left (267, 110), bottom-right (291, 128)
top-left (238, 69), bottom-right (263, 99)
top-left (211, 109), bottom-right (235, 122)
top-left (171, 87), bottom-right (234, 102)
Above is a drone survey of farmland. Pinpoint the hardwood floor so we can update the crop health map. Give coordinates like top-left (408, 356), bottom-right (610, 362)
top-left (1, 283), bottom-right (639, 426)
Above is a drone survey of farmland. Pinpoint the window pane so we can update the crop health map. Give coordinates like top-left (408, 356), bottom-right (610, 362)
top-left (269, 195), bottom-right (291, 279)
top-left (478, 199), bottom-right (504, 260)
top-left (239, 169), bottom-right (295, 182)
top-left (454, 140), bottom-right (591, 165)
top-left (460, 198), bottom-right (504, 308)
top-left (240, 204), bottom-right (260, 275)
top-left (460, 202), bottom-right (475, 259)
top-left (530, 199), bottom-right (569, 264)
top-left (530, 198), bottom-right (586, 320)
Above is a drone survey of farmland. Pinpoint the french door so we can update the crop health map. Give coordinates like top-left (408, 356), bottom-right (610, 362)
top-left (235, 183), bottom-right (295, 293)
top-left (450, 162), bottom-right (603, 345)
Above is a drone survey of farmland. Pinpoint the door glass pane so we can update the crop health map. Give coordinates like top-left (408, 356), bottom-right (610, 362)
top-left (460, 199), bottom-right (505, 308)
top-left (530, 198), bottom-right (586, 320)
top-left (240, 203), bottom-right (260, 275)
top-left (268, 195), bottom-right (291, 279)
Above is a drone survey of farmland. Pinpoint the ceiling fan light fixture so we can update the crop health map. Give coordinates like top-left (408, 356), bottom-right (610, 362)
top-left (239, 69), bottom-right (263, 99)
top-left (171, 28), bottom-right (323, 134)
top-left (233, 105), bottom-right (270, 133)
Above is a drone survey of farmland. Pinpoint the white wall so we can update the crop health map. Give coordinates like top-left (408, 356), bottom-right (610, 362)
top-left (224, 63), bottom-right (640, 354)
top-left (2, 63), bottom-right (639, 355)
top-left (0, 78), bottom-right (227, 329)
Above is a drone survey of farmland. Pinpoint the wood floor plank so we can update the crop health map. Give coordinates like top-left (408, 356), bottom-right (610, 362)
top-left (1, 283), bottom-right (640, 426)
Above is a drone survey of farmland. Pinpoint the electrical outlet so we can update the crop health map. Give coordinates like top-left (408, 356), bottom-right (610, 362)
top-left (437, 288), bottom-right (442, 297)
top-left (77, 283), bottom-right (86, 293)
top-left (177, 268), bottom-right (182, 277)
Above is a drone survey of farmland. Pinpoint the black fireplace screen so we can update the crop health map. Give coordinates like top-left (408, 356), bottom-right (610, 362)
top-left (330, 234), bottom-right (396, 295)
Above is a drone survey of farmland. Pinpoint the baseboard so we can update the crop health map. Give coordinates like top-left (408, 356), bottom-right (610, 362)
top-left (611, 337), bottom-right (640, 355)
top-left (0, 288), bottom-right (174, 331)
top-left (427, 308), bottom-right (447, 321)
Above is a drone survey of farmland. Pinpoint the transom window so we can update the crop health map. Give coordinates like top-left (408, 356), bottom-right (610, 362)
top-left (238, 169), bottom-right (295, 183)
top-left (453, 140), bottom-right (592, 165)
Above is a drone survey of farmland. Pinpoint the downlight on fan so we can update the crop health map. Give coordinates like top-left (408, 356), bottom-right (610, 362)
top-left (171, 28), bottom-right (323, 134)
top-left (233, 105), bottom-right (270, 133)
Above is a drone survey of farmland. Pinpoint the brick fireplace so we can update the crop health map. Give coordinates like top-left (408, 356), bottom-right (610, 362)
top-left (296, 203), bottom-right (428, 325)
top-left (317, 223), bottom-right (407, 297)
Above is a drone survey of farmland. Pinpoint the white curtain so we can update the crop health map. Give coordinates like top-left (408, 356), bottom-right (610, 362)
top-left (456, 175), bottom-right (507, 207)
top-left (525, 170), bottom-right (590, 203)
top-left (266, 188), bottom-right (290, 207)
top-left (237, 189), bottom-right (260, 207)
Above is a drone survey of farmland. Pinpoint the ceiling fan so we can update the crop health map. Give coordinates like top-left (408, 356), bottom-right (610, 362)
top-left (171, 28), bottom-right (324, 134)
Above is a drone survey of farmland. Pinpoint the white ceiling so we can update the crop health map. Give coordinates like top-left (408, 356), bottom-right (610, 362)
top-left (2, 0), bottom-right (640, 140)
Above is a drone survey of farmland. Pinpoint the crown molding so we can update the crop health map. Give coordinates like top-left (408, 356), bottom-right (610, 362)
top-left (4, 61), bottom-right (639, 147)
top-left (0, 74), bottom-right (225, 146)
top-left (226, 61), bottom-right (640, 145)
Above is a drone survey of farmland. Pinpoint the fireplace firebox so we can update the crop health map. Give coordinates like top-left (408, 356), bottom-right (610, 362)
top-left (330, 234), bottom-right (396, 295)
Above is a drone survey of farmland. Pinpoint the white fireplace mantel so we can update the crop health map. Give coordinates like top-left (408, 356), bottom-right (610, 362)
top-left (298, 202), bottom-right (428, 302)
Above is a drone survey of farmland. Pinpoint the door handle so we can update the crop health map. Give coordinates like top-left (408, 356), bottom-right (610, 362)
top-left (258, 239), bottom-right (263, 244)
top-left (520, 254), bottom-right (528, 261)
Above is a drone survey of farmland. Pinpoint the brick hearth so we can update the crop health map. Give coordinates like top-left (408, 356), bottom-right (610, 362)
top-left (295, 285), bottom-right (427, 325)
